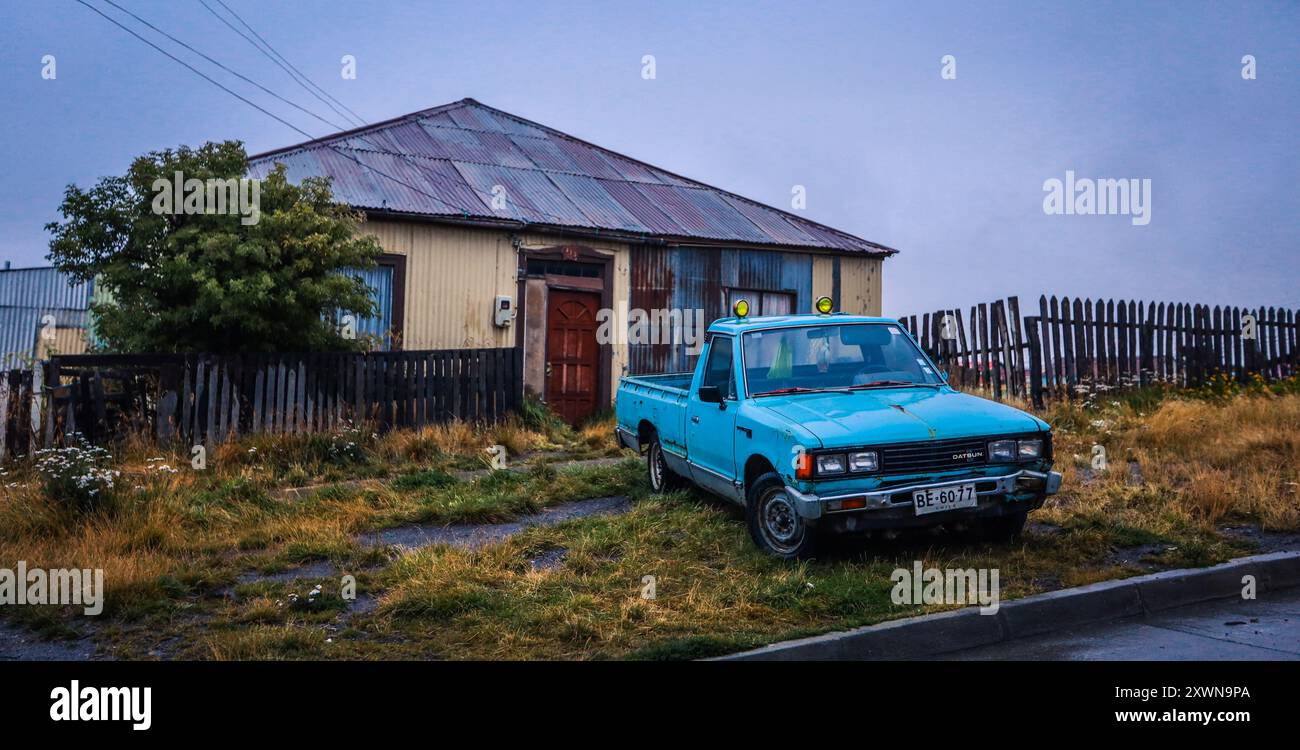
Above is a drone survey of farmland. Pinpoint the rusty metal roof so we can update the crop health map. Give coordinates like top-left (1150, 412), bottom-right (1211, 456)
top-left (248, 99), bottom-right (896, 256)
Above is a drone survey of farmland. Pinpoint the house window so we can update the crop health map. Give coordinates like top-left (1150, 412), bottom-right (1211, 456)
top-left (727, 288), bottom-right (795, 317)
top-left (337, 253), bottom-right (406, 350)
top-left (527, 259), bottom-right (602, 278)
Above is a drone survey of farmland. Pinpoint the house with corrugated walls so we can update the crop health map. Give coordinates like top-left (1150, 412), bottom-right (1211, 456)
top-left (0, 265), bottom-right (92, 369)
top-left (248, 98), bottom-right (898, 424)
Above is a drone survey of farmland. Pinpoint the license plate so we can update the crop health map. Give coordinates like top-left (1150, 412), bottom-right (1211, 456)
top-left (912, 483), bottom-right (978, 516)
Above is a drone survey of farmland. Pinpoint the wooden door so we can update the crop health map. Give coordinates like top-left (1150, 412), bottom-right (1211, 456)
top-left (546, 290), bottom-right (601, 425)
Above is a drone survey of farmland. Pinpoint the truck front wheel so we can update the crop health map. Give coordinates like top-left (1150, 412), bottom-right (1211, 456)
top-left (647, 437), bottom-right (688, 492)
top-left (746, 472), bottom-right (819, 559)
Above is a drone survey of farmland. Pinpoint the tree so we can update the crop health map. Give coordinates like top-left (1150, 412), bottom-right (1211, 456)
top-left (46, 141), bottom-right (382, 353)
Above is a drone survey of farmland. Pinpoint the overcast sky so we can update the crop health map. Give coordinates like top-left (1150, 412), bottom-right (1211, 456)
top-left (1, 0), bottom-right (1296, 316)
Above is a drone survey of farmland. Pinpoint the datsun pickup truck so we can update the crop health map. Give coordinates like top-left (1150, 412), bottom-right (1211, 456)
top-left (615, 298), bottom-right (1062, 558)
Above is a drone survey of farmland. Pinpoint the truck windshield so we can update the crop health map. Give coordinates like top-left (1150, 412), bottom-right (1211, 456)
top-left (742, 323), bottom-right (942, 396)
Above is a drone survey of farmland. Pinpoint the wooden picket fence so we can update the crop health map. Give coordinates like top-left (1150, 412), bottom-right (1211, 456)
top-left (900, 296), bottom-right (1299, 407)
top-left (0, 347), bottom-right (522, 457)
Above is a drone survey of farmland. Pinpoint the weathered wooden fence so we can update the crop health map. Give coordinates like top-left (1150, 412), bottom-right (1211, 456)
top-left (0, 368), bottom-right (36, 458)
top-left (1, 347), bottom-right (521, 457)
top-left (900, 296), bottom-right (1299, 407)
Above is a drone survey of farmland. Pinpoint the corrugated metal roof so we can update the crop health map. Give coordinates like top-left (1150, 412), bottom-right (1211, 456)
top-left (0, 267), bottom-right (93, 310)
top-left (249, 99), bottom-right (896, 256)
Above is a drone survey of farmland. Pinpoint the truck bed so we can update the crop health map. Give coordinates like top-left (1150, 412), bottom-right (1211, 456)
top-left (619, 372), bottom-right (694, 393)
top-left (615, 372), bottom-right (693, 455)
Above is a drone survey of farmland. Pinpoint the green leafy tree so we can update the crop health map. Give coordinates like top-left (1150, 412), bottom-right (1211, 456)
top-left (46, 141), bottom-right (381, 353)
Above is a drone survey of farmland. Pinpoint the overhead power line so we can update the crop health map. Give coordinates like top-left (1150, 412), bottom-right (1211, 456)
top-left (193, 1), bottom-right (584, 227)
top-left (72, 0), bottom-right (473, 217)
top-left (76, 0), bottom-right (584, 229)
top-left (199, 0), bottom-right (366, 129)
top-left (99, 0), bottom-right (352, 134)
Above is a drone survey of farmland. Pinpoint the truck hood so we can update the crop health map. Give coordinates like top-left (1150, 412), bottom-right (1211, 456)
top-left (757, 387), bottom-right (1044, 447)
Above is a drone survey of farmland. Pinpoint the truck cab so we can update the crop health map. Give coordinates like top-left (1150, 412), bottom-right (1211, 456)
top-left (615, 297), bottom-right (1062, 558)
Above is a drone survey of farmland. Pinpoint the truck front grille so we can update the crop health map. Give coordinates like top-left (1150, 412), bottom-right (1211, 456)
top-left (879, 436), bottom-right (993, 475)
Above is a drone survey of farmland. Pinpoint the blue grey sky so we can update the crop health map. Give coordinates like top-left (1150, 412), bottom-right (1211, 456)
top-left (2, 0), bottom-right (1297, 315)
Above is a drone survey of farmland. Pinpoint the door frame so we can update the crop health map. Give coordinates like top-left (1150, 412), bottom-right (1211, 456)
top-left (517, 245), bottom-right (615, 413)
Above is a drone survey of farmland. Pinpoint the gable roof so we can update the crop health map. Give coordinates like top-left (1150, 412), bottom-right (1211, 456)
top-left (248, 99), bottom-right (896, 256)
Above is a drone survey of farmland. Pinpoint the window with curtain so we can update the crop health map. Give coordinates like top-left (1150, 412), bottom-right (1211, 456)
top-left (727, 288), bottom-right (795, 317)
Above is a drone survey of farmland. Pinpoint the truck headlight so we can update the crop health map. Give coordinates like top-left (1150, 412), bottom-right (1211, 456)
top-left (848, 451), bottom-right (878, 472)
top-left (988, 440), bottom-right (1016, 462)
top-left (816, 454), bottom-right (846, 475)
top-left (1017, 439), bottom-right (1043, 459)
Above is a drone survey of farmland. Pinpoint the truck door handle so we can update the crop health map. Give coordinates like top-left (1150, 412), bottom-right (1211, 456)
top-left (690, 416), bottom-right (700, 424)
top-left (736, 426), bottom-right (751, 438)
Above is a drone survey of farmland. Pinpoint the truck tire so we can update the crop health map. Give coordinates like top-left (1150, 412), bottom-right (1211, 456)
top-left (647, 437), bottom-right (688, 492)
top-left (746, 472), bottom-right (819, 559)
top-left (979, 509), bottom-right (1028, 543)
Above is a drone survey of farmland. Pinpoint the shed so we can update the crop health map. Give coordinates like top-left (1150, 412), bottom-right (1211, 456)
top-left (0, 266), bottom-right (92, 369)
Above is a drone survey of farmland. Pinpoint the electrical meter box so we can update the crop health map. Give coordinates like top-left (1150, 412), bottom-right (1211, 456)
top-left (494, 295), bottom-right (514, 327)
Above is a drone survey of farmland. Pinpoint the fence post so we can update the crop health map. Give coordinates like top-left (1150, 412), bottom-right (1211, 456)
top-left (1140, 320), bottom-right (1155, 387)
top-left (33, 359), bottom-right (49, 452)
top-left (1026, 317), bottom-right (1044, 409)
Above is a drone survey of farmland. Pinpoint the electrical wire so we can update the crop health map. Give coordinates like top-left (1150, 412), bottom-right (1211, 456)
top-left (199, 0), bottom-right (366, 128)
top-left (99, 0), bottom-right (353, 134)
top-left (73, 0), bottom-right (474, 217)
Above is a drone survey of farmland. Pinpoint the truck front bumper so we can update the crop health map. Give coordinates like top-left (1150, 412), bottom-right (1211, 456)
top-left (786, 469), bottom-right (1062, 523)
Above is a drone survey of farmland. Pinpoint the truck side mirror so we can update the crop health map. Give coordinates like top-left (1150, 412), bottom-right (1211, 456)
top-left (698, 385), bottom-right (723, 404)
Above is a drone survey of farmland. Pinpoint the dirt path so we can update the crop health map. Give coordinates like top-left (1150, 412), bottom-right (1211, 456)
top-left (359, 495), bottom-right (631, 550)
top-left (273, 456), bottom-right (629, 501)
top-left (0, 621), bottom-right (98, 661)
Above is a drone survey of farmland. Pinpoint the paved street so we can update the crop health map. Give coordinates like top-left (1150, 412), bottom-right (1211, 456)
top-left (942, 586), bottom-right (1300, 660)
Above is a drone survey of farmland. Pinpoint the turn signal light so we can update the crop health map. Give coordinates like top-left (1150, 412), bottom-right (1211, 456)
top-left (826, 497), bottom-right (867, 511)
top-left (795, 452), bottom-right (812, 480)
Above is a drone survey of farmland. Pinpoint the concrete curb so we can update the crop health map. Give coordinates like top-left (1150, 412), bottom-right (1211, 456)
top-left (715, 551), bottom-right (1300, 661)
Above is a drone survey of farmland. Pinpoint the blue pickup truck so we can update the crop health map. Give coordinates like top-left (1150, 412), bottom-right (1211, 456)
top-left (615, 298), bottom-right (1061, 558)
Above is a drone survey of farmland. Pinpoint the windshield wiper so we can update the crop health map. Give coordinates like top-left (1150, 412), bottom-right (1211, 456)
top-left (849, 380), bottom-right (941, 389)
top-left (752, 386), bottom-right (852, 397)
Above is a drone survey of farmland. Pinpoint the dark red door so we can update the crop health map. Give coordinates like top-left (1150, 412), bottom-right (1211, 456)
top-left (546, 290), bottom-right (601, 425)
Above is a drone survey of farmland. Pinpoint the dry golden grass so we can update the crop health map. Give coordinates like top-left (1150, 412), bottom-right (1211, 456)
top-left (2, 388), bottom-right (1294, 659)
top-left (1044, 391), bottom-right (1300, 531)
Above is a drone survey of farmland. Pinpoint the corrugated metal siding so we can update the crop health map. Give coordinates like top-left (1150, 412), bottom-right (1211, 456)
top-left (248, 99), bottom-right (895, 256)
top-left (360, 220), bottom-right (517, 350)
top-left (0, 268), bottom-right (93, 368)
top-left (627, 246), bottom-right (816, 375)
top-left (838, 256), bottom-right (883, 315)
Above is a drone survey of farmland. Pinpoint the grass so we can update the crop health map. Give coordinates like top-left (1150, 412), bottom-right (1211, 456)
top-left (1, 384), bottom-right (1296, 659)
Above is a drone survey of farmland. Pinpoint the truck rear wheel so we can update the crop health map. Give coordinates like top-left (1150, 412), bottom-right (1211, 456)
top-left (746, 472), bottom-right (819, 559)
top-left (647, 437), bottom-right (687, 492)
